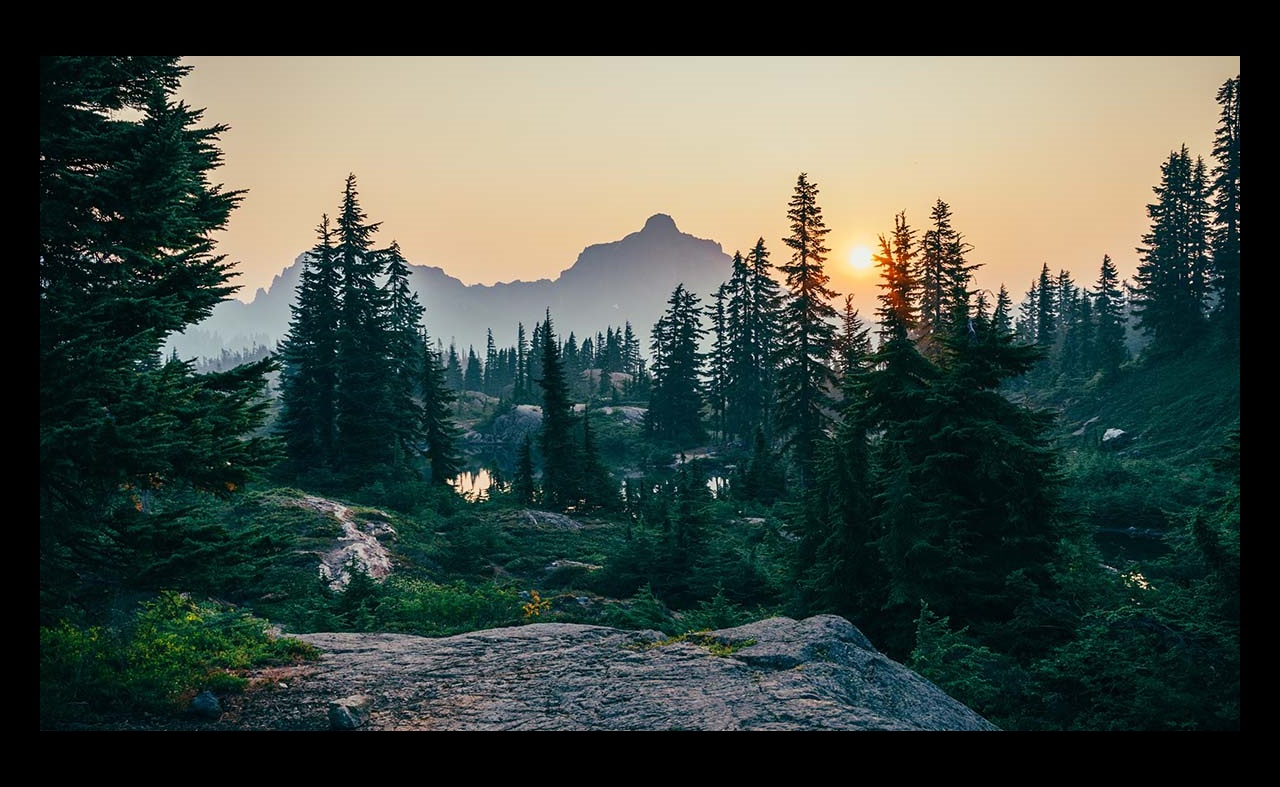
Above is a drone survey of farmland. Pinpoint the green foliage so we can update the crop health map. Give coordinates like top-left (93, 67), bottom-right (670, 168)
top-left (376, 577), bottom-right (523, 637)
top-left (676, 585), bottom-right (761, 633)
top-left (604, 583), bottom-right (674, 632)
top-left (40, 55), bottom-right (280, 623)
top-left (908, 602), bottom-right (1028, 730)
top-left (40, 591), bottom-right (317, 727)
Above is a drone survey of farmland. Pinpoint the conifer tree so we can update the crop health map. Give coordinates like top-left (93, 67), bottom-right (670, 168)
top-left (40, 56), bottom-right (279, 611)
top-left (1091, 254), bottom-right (1128, 376)
top-left (707, 283), bottom-right (730, 442)
top-left (380, 240), bottom-right (425, 468)
top-left (578, 406), bottom-right (615, 510)
top-left (647, 284), bottom-right (706, 445)
top-left (776, 173), bottom-right (839, 489)
top-left (915, 199), bottom-right (977, 353)
top-left (802, 292), bottom-right (882, 622)
top-left (1209, 74), bottom-right (1240, 342)
top-left (622, 322), bottom-right (642, 379)
top-left (444, 341), bottom-right (464, 391)
top-left (463, 345), bottom-right (483, 392)
top-left (276, 215), bottom-right (341, 473)
top-left (513, 322), bottom-right (529, 403)
top-left (333, 173), bottom-right (392, 475)
top-left (513, 432), bottom-right (537, 504)
top-left (1133, 145), bottom-right (1212, 355)
top-left (747, 238), bottom-right (783, 437)
top-left (536, 310), bottom-right (580, 510)
top-left (873, 260), bottom-right (1061, 656)
top-left (418, 328), bottom-right (462, 485)
top-left (992, 285), bottom-right (1015, 338)
top-left (483, 329), bottom-right (500, 397)
top-left (1035, 263), bottom-right (1056, 351)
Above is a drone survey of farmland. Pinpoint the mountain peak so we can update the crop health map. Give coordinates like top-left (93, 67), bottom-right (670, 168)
top-left (642, 213), bottom-right (679, 234)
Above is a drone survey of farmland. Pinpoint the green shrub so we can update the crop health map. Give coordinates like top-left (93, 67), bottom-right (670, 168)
top-left (40, 591), bottom-right (318, 726)
top-left (376, 577), bottom-right (522, 637)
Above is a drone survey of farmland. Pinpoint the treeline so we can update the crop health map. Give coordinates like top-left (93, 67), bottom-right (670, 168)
top-left (434, 320), bottom-right (648, 404)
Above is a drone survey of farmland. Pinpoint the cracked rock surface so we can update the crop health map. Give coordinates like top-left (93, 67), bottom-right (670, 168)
top-left (190, 614), bottom-right (998, 731)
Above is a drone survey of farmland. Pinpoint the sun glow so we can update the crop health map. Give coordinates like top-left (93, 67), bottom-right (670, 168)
top-left (849, 245), bottom-right (874, 271)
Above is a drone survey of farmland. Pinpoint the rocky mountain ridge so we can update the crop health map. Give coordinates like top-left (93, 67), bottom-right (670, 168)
top-left (169, 213), bottom-right (734, 363)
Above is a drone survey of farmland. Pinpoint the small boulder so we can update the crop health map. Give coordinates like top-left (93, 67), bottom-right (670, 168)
top-left (328, 694), bottom-right (374, 730)
top-left (188, 690), bottom-right (222, 720)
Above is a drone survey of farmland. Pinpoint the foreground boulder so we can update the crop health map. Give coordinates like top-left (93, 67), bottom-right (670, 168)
top-left (219, 615), bottom-right (997, 731)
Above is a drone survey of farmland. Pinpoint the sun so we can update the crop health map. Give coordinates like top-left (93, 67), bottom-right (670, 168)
top-left (849, 245), bottom-right (874, 271)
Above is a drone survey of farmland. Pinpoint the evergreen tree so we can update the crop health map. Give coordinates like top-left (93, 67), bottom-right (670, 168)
top-left (992, 285), bottom-right (1015, 338)
top-left (276, 215), bottom-right (340, 473)
top-left (722, 240), bottom-right (782, 445)
top-left (877, 282), bottom-right (1061, 657)
top-left (1092, 254), bottom-right (1128, 376)
top-left (802, 292), bottom-right (883, 622)
top-left (536, 311), bottom-right (580, 510)
top-left (418, 329), bottom-right (462, 485)
top-left (1015, 279), bottom-right (1039, 346)
top-left (835, 294), bottom-right (873, 380)
top-left (444, 341), bottom-right (464, 391)
top-left (747, 238), bottom-right (784, 437)
top-left (646, 284), bottom-right (706, 445)
top-left (1035, 263), bottom-right (1056, 352)
top-left (707, 283), bottom-right (730, 442)
top-left (915, 199), bottom-right (978, 353)
top-left (513, 432), bottom-right (537, 504)
top-left (732, 426), bottom-right (787, 505)
top-left (1209, 74), bottom-right (1240, 342)
top-left (577, 406), bottom-right (616, 510)
top-left (1133, 145), bottom-right (1212, 355)
top-left (621, 322), bottom-right (642, 379)
top-left (380, 240), bottom-right (425, 468)
top-left (463, 345), bottom-right (483, 392)
top-left (483, 329), bottom-right (500, 397)
top-left (513, 322), bottom-right (529, 403)
top-left (776, 173), bottom-right (839, 490)
top-left (40, 56), bottom-right (279, 613)
top-left (332, 173), bottom-right (392, 475)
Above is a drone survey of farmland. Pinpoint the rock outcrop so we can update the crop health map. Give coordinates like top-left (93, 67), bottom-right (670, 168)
top-left (211, 614), bottom-right (997, 731)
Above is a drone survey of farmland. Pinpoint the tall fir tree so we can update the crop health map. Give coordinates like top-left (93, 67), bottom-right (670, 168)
top-left (646, 284), bottom-right (707, 445)
top-left (463, 345), bottom-right (483, 392)
top-left (418, 328), bottom-right (463, 486)
top-left (915, 199), bottom-right (977, 354)
top-left (513, 322), bottom-right (530, 403)
top-left (40, 56), bottom-right (279, 614)
top-left (276, 214), bottom-right (341, 473)
top-left (706, 283), bottom-right (730, 442)
top-left (801, 291), bottom-right (882, 623)
top-left (380, 240), bottom-right (425, 469)
top-left (1132, 145), bottom-right (1212, 355)
top-left (483, 329), bottom-right (500, 397)
top-left (1091, 254), bottom-right (1128, 376)
top-left (776, 173), bottom-right (839, 490)
top-left (444, 341), bottom-right (464, 391)
top-left (332, 173), bottom-right (393, 475)
top-left (512, 432), bottom-right (537, 504)
top-left (536, 310), bottom-right (580, 510)
top-left (992, 285), bottom-right (1015, 338)
top-left (1209, 74), bottom-right (1241, 343)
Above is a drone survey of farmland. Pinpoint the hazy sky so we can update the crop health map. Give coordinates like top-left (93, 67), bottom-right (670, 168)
top-left (177, 56), bottom-right (1239, 320)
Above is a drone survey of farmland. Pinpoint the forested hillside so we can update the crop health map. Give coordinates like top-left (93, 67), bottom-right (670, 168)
top-left (40, 57), bottom-right (1239, 731)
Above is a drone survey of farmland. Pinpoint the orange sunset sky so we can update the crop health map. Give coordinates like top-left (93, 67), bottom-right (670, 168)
top-left (176, 56), bottom-right (1240, 319)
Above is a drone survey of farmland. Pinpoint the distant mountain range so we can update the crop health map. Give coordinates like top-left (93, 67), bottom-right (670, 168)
top-left (169, 213), bottom-right (734, 363)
